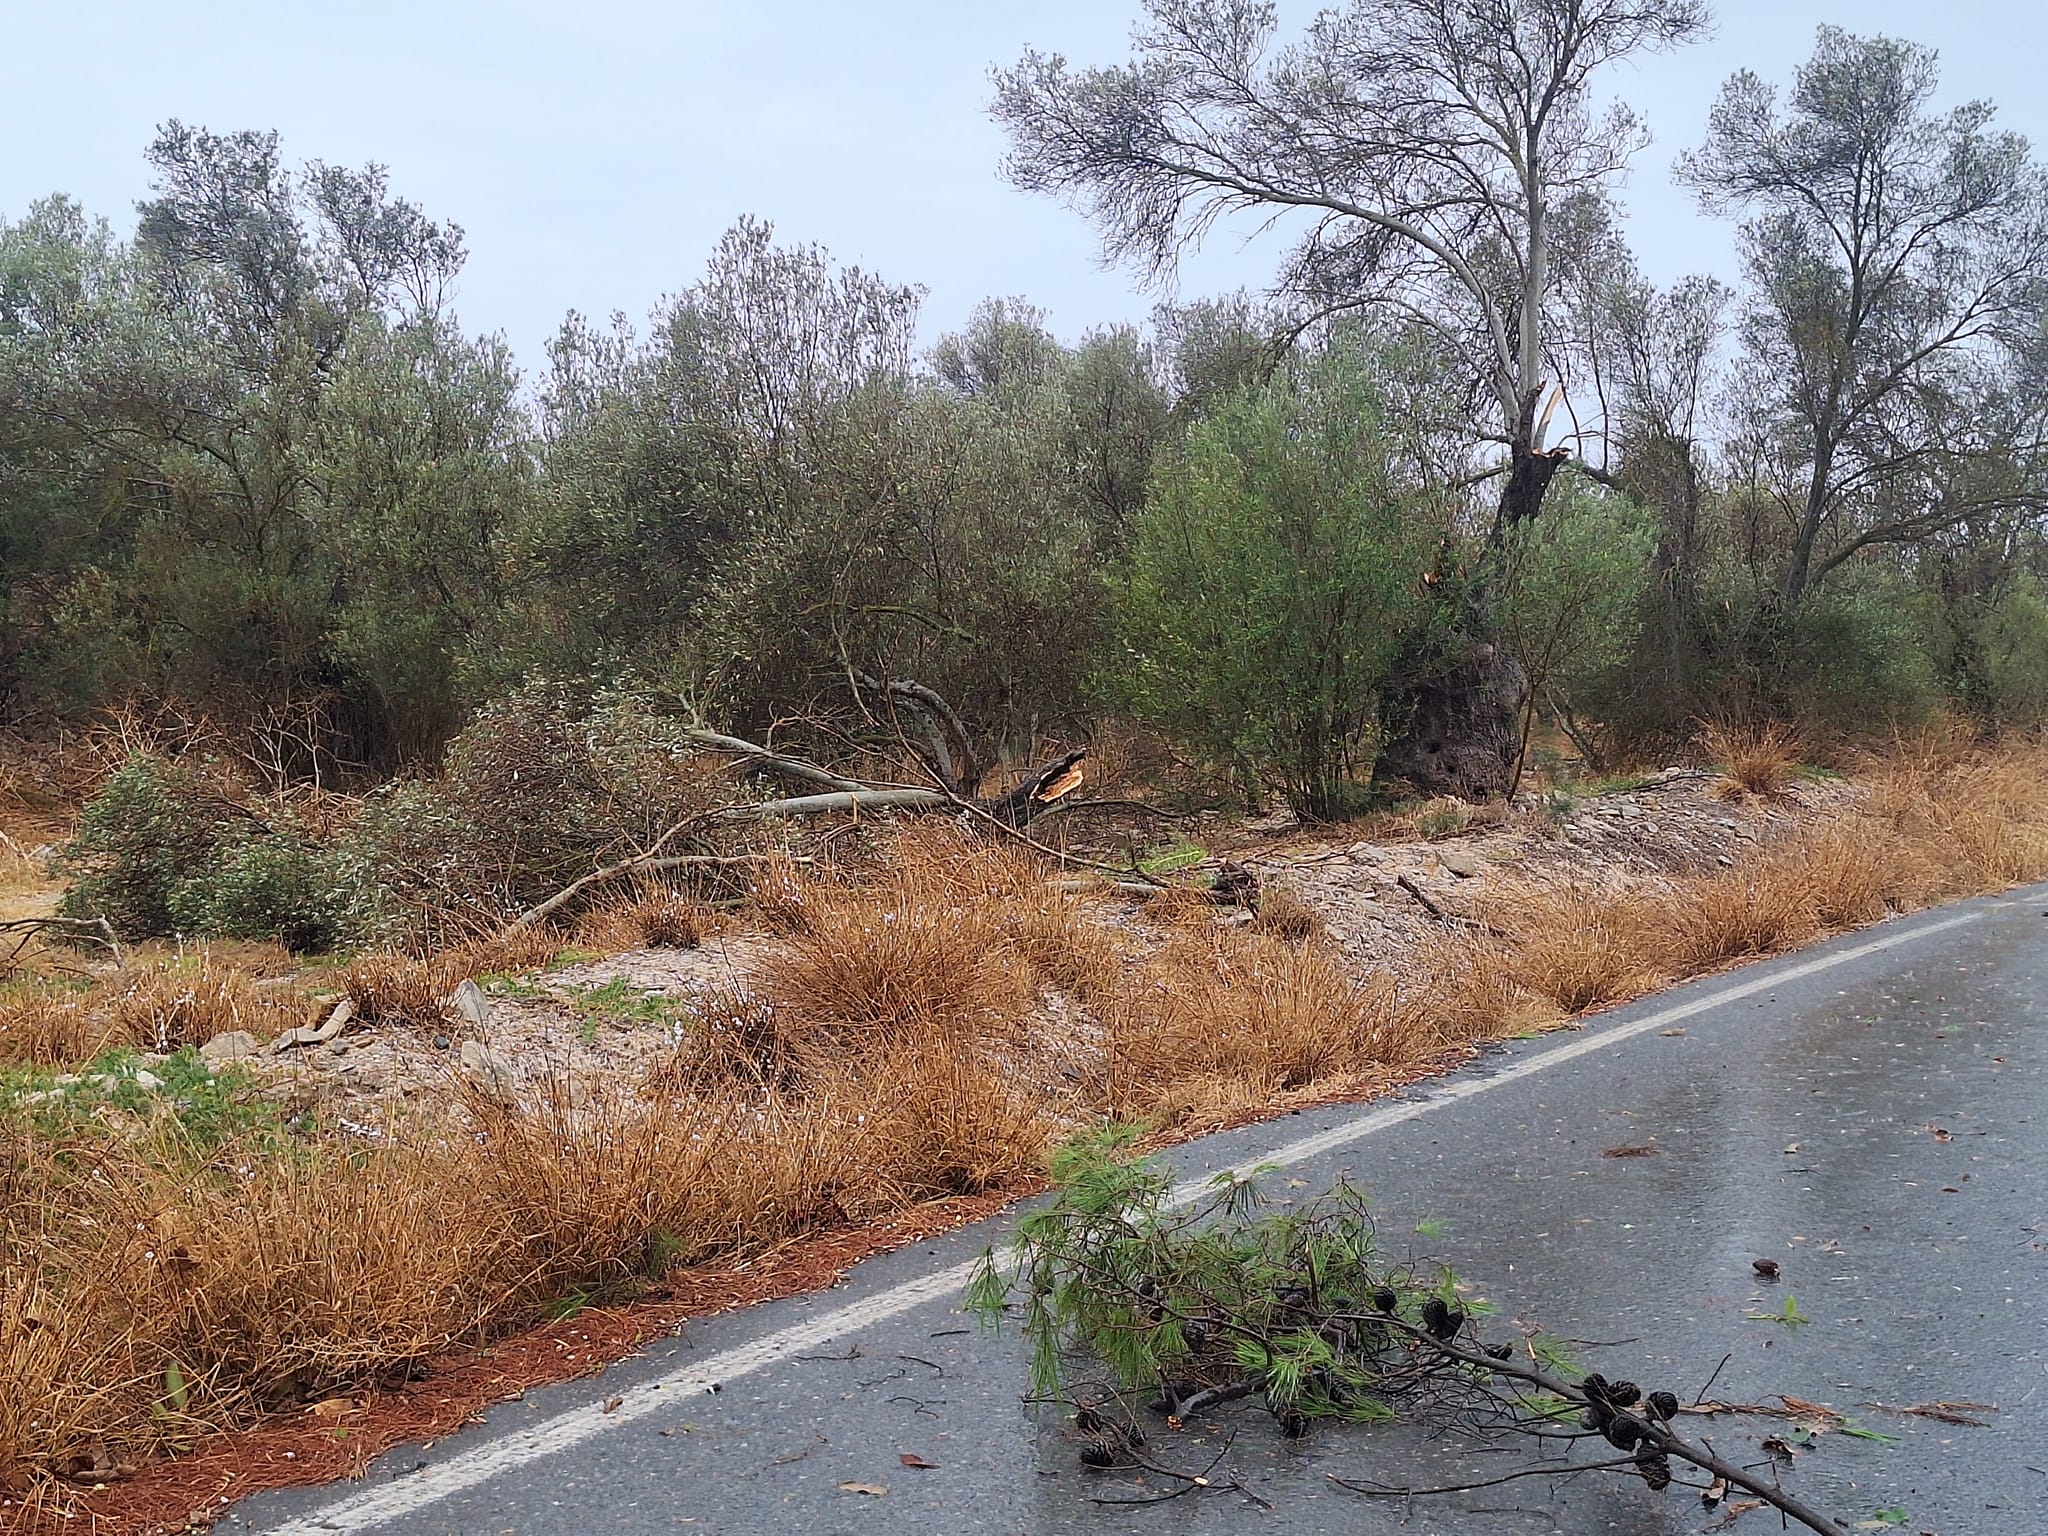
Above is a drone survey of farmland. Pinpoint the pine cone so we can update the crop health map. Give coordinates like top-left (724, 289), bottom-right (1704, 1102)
top-left (1645, 1390), bottom-right (1679, 1422)
top-left (1078, 1434), bottom-right (1125, 1469)
top-left (1635, 1448), bottom-right (1672, 1491)
top-left (1421, 1298), bottom-right (1466, 1341)
top-left (1371, 1287), bottom-right (1398, 1313)
top-left (1606, 1380), bottom-right (1642, 1408)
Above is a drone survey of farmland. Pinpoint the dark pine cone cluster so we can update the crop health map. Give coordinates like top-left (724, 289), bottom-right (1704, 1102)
top-left (1420, 1296), bottom-right (1467, 1341)
top-left (1073, 1404), bottom-right (1145, 1468)
top-left (1578, 1373), bottom-right (1663, 1453)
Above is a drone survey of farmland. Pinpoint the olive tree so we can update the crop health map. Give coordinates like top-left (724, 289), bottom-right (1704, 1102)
top-left (1681, 27), bottom-right (2048, 609)
top-left (993, 0), bottom-right (1709, 798)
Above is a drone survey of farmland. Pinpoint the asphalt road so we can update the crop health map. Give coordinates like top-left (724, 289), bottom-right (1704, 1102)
top-left (233, 886), bottom-right (2048, 1536)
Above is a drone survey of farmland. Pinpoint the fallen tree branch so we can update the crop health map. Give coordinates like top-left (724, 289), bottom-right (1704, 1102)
top-left (853, 672), bottom-right (984, 796)
top-left (682, 728), bottom-right (868, 793)
top-left (500, 816), bottom-right (721, 933)
top-left (1, 914), bottom-right (124, 971)
top-left (720, 788), bottom-right (954, 821)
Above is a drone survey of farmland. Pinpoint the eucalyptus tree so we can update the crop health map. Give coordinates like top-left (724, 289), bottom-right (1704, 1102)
top-left (1681, 27), bottom-right (2048, 610)
top-left (993, 0), bottom-right (1709, 796)
top-left (994, 0), bottom-right (1710, 531)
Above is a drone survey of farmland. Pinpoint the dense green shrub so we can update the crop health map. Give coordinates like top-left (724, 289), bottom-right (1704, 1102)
top-left (1103, 351), bottom-right (1439, 819)
top-left (1774, 568), bottom-right (1943, 733)
top-left (1495, 484), bottom-right (1658, 775)
top-left (53, 756), bottom-right (360, 951)
top-left (166, 819), bottom-right (358, 954)
top-left (52, 756), bottom-right (240, 938)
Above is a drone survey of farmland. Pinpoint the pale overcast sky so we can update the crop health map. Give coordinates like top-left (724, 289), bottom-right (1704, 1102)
top-left (4, 2), bottom-right (2045, 370)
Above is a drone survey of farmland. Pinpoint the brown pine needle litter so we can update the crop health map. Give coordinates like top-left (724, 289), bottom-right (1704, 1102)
top-left (5, 736), bottom-right (2048, 1534)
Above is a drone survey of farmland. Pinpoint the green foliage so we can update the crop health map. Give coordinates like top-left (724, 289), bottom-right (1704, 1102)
top-left (1744, 1294), bottom-right (1812, 1330)
top-left (1496, 483), bottom-right (1658, 773)
top-left (1105, 348), bottom-right (1439, 819)
top-left (1, 1046), bottom-right (287, 1156)
top-left (1957, 576), bottom-right (2048, 725)
top-left (569, 977), bottom-right (686, 1027)
top-left (970, 1128), bottom-right (1487, 1422)
top-left (166, 818), bottom-right (357, 954)
top-left (1774, 570), bottom-right (1942, 733)
top-left (51, 755), bottom-right (358, 951)
top-left (52, 756), bottom-right (240, 938)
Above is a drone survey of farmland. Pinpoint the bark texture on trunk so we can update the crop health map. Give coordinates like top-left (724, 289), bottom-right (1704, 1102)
top-left (1373, 642), bottom-right (1527, 801)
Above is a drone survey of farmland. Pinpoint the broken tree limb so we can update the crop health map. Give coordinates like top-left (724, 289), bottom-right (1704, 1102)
top-left (682, 729), bottom-right (869, 793)
top-left (504, 852), bottom-right (808, 936)
top-left (721, 788), bottom-right (954, 821)
top-left (1, 914), bottom-right (124, 970)
top-left (853, 672), bottom-right (985, 796)
top-left (273, 998), bottom-right (356, 1052)
top-left (983, 748), bottom-right (1090, 826)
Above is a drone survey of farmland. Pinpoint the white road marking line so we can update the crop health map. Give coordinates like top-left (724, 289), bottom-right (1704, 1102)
top-left (258, 907), bottom-right (1981, 1534)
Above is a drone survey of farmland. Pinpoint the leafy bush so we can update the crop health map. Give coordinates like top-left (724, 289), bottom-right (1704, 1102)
top-left (1775, 569), bottom-right (1942, 734)
top-left (166, 820), bottom-right (359, 954)
top-left (1494, 483), bottom-right (1657, 773)
top-left (52, 755), bottom-right (359, 951)
top-left (340, 681), bottom-right (730, 937)
top-left (52, 756), bottom-right (240, 938)
top-left (1973, 577), bottom-right (2048, 725)
top-left (1104, 349), bottom-right (1439, 819)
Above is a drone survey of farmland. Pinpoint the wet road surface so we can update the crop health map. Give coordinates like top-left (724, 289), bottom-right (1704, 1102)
top-left (234, 887), bottom-right (2048, 1536)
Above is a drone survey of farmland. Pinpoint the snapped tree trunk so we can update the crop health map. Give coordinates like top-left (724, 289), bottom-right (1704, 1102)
top-left (1376, 397), bottom-right (1555, 801)
top-left (1373, 640), bottom-right (1528, 802)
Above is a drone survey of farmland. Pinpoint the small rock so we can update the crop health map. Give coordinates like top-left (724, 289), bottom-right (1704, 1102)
top-left (132, 1069), bottom-right (164, 1092)
top-left (1715, 854), bottom-right (1734, 866)
top-left (200, 1030), bottom-right (262, 1064)
top-left (448, 979), bottom-right (490, 1026)
top-left (433, 1035), bottom-right (451, 1051)
top-left (1438, 850), bottom-right (1485, 879)
top-left (327, 1039), bottom-right (351, 1056)
top-left (460, 1039), bottom-right (520, 1094)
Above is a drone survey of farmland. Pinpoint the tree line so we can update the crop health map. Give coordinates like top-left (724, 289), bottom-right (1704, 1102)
top-left (5, 5), bottom-right (2048, 818)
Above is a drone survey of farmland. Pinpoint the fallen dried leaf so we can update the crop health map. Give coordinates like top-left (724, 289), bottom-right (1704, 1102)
top-left (1778, 1395), bottom-right (1835, 1419)
top-left (1752, 1258), bottom-right (1781, 1279)
top-left (1701, 1474), bottom-right (1729, 1507)
top-left (838, 1481), bottom-right (889, 1496)
top-left (602, 1395), bottom-right (624, 1414)
top-left (1925, 1125), bottom-right (1953, 1142)
top-left (1602, 1143), bottom-right (1660, 1158)
top-left (898, 1453), bottom-right (937, 1469)
top-left (308, 1397), bottom-right (358, 1421)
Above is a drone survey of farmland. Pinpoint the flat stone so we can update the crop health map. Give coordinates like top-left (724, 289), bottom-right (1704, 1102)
top-left (132, 1069), bottom-right (164, 1091)
top-left (1438, 850), bottom-right (1485, 879)
top-left (200, 1030), bottom-right (262, 1064)
top-left (448, 978), bottom-right (490, 1026)
top-left (460, 1039), bottom-right (520, 1095)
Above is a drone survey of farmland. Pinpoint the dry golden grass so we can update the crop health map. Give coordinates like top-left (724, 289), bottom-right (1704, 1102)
top-left (10, 739), bottom-right (2048, 1509)
top-left (339, 929), bottom-right (564, 1031)
top-left (1252, 884), bottom-right (1326, 942)
top-left (1104, 930), bottom-right (1410, 1121)
top-left (575, 882), bottom-right (705, 952)
top-left (0, 955), bottom-right (306, 1066)
top-left (0, 980), bottom-right (127, 1065)
top-left (1702, 719), bottom-right (1803, 799)
top-left (1497, 886), bottom-right (1673, 1013)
